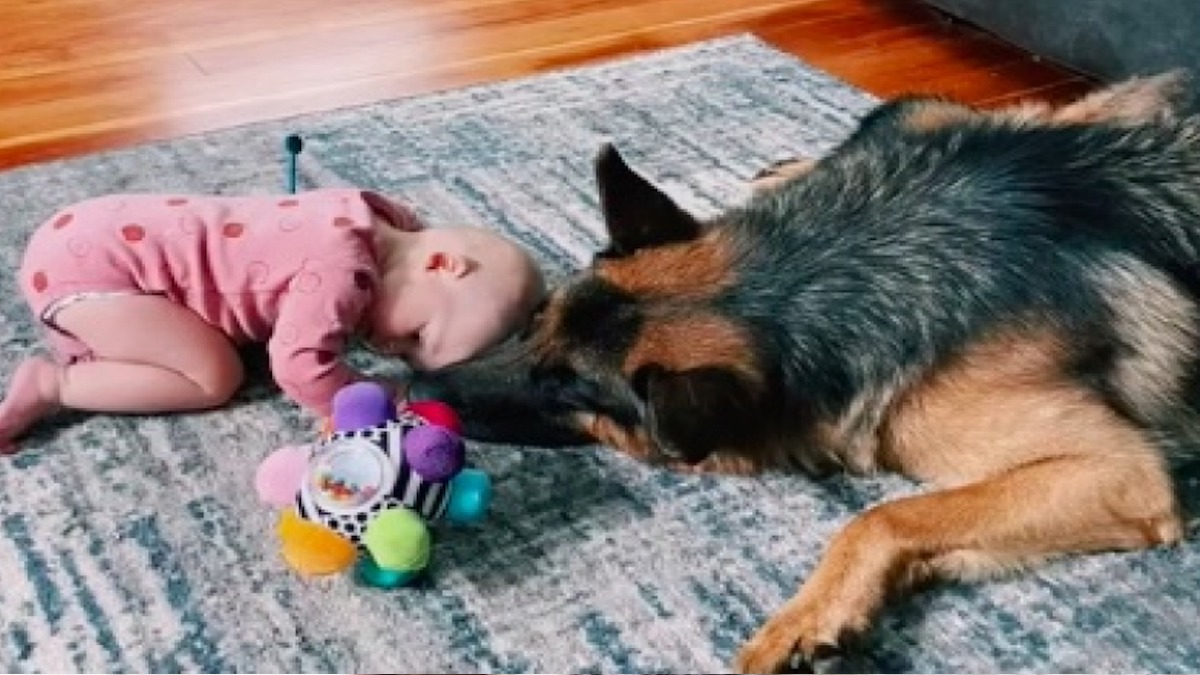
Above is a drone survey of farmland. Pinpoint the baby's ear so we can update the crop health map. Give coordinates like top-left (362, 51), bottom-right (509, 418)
top-left (425, 251), bottom-right (471, 278)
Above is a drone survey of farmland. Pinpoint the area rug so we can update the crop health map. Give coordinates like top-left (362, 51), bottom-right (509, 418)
top-left (3, 34), bottom-right (1200, 674)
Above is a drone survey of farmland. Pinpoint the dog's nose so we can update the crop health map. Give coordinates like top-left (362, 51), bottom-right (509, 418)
top-left (404, 373), bottom-right (448, 404)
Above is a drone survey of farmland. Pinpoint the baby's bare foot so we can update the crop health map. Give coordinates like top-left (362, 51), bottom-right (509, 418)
top-left (0, 357), bottom-right (62, 454)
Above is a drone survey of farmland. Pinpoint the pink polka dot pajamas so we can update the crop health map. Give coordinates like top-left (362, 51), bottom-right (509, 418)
top-left (19, 188), bottom-right (421, 414)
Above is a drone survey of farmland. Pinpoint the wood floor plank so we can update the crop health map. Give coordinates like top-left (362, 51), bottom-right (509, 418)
top-left (0, 0), bottom-right (1088, 170)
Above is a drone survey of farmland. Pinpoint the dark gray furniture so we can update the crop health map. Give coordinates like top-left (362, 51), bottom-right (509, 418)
top-left (926, 0), bottom-right (1200, 88)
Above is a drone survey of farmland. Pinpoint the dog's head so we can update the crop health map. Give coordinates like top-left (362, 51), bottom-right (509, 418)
top-left (410, 144), bottom-right (783, 465)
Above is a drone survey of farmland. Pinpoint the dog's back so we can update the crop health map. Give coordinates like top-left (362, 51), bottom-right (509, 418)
top-left (720, 108), bottom-right (1200, 471)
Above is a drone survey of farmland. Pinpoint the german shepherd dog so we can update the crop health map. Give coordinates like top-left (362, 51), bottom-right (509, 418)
top-left (409, 72), bottom-right (1200, 672)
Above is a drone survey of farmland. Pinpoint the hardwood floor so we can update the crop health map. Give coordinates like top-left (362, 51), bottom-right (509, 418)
top-left (0, 0), bottom-right (1091, 171)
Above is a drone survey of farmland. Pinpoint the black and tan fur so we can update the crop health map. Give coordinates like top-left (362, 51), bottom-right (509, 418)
top-left (411, 71), bottom-right (1200, 672)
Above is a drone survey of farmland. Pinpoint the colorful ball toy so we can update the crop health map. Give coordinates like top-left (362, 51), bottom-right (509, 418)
top-left (255, 381), bottom-right (492, 588)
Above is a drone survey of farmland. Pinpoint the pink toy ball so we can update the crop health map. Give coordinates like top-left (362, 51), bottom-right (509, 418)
top-left (404, 400), bottom-right (463, 434)
top-left (255, 444), bottom-right (312, 507)
top-left (403, 425), bottom-right (466, 482)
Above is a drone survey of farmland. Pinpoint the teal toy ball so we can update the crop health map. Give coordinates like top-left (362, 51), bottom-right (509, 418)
top-left (445, 468), bottom-right (493, 524)
top-left (356, 554), bottom-right (420, 589)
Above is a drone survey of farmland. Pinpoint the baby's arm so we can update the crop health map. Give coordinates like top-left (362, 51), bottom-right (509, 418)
top-left (267, 262), bottom-right (377, 417)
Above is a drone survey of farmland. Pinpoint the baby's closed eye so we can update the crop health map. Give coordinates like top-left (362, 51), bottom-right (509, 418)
top-left (370, 331), bottom-right (420, 357)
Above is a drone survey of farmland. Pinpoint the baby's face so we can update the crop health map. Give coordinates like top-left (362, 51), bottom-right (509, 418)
top-left (407, 287), bottom-right (512, 370)
top-left (367, 273), bottom-right (518, 371)
top-left (364, 222), bottom-right (543, 371)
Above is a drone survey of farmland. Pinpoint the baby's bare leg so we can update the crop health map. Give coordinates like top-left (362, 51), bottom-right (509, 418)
top-left (52, 294), bottom-right (244, 411)
top-left (0, 358), bottom-right (60, 453)
top-left (0, 295), bottom-right (243, 452)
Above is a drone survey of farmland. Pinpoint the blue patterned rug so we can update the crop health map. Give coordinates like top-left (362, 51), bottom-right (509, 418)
top-left (3, 34), bottom-right (1200, 674)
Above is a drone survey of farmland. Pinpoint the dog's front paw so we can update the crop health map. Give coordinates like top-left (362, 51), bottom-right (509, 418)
top-left (737, 631), bottom-right (845, 673)
top-left (735, 602), bottom-right (858, 674)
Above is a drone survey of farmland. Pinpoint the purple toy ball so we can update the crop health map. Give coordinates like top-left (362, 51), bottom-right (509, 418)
top-left (403, 425), bottom-right (466, 482)
top-left (332, 382), bottom-right (395, 431)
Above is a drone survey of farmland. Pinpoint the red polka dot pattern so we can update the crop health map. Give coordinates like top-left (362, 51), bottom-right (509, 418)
top-left (121, 224), bottom-right (146, 242)
top-left (27, 192), bottom-right (389, 406)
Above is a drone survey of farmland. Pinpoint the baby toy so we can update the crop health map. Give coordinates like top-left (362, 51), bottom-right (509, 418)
top-left (283, 133), bottom-right (304, 194)
top-left (255, 381), bottom-right (492, 588)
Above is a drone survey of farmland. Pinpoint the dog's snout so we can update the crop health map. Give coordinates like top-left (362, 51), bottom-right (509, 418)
top-left (404, 373), bottom-right (446, 405)
top-left (529, 362), bottom-right (580, 394)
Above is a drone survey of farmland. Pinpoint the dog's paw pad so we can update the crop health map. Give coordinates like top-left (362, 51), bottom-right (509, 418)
top-left (738, 634), bottom-right (849, 674)
top-left (785, 642), bottom-right (845, 674)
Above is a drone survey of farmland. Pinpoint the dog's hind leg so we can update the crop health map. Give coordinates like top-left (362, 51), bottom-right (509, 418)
top-left (735, 328), bottom-right (1186, 673)
top-left (882, 70), bottom-right (1189, 137)
top-left (751, 157), bottom-right (819, 194)
top-left (1043, 69), bottom-right (1191, 126)
top-left (748, 71), bottom-right (1189, 199)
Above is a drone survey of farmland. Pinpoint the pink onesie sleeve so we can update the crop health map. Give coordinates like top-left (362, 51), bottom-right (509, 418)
top-left (267, 259), bottom-right (377, 416)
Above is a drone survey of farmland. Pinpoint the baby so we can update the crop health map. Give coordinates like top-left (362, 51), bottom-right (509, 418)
top-left (0, 188), bottom-right (544, 452)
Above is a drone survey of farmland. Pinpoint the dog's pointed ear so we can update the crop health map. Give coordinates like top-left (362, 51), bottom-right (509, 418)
top-left (633, 364), bottom-right (763, 464)
top-left (595, 143), bottom-right (701, 258)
